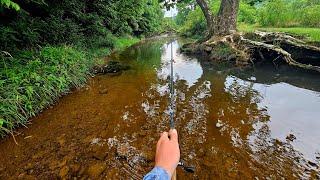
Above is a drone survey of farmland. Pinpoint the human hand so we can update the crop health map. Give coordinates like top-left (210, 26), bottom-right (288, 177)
top-left (155, 129), bottom-right (180, 178)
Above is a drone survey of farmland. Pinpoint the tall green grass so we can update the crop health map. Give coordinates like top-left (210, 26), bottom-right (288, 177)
top-left (0, 37), bottom-right (140, 136)
top-left (0, 46), bottom-right (92, 135)
top-left (239, 24), bottom-right (320, 42)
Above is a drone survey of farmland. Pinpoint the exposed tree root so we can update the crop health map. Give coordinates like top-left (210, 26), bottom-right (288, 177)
top-left (181, 31), bottom-right (320, 73)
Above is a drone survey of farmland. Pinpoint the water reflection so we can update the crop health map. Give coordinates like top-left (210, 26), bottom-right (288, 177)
top-left (114, 38), bottom-right (320, 178)
top-left (157, 40), bottom-right (203, 88)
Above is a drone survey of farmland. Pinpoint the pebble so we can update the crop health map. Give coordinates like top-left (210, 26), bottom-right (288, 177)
top-left (216, 120), bottom-right (224, 128)
top-left (92, 148), bottom-right (108, 160)
top-left (87, 162), bottom-right (107, 177)
top-left (308, 161), bottom-right (318, 168)
top-left (69, 164), bottom-right (81, 175)
top-left (99, 89), bottom-right (108, 94)
top-left (138, 131), bottom-right (147, 137)
top-left (286, 134), bottom-right (296, 141)
top-left (116, 143), bottom-right (130, 159)
top-left (59, 166), bottom-right (69, 178)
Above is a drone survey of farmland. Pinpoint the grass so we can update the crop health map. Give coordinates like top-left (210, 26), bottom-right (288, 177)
top-left (0, 36), bottom-right (140, 136)
top-left (114, 37), bottom-right (140, 50)
top-left (239, 24), bottom-right (320, 42)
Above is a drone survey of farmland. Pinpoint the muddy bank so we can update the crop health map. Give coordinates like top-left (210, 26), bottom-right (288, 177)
top-left (0, 38), bottom-right (319, 179)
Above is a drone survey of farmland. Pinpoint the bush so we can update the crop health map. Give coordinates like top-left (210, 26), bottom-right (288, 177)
top-left (178, 8), bottom-right (207, 38)
top-left (257, 0), bottom-right (320, 27)
top-left (300, 5), bottom-right (320, 27)
top-left (238, 2), bottom-right (257, 24)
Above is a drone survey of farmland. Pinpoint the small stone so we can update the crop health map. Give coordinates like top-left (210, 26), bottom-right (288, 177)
top-left (141, 151), bottom-right (154, 162)
top-left (87, 162), bottom-right (107, 177)
top-left (57, 135), bottom-right (66, 146)
top-left (105, 168), bottom-right (117, 179)
top-left (92, 148), bottom-right (108, 160)
top-left (138, 131), bottom-right (147, 137)
top-left (69, 164), bottom-right (81, 175)
top-left (59, 166), bottom-right (69, 178)
top-left (308, 161), bottom-right (318, 168)
top-left (116, 143), bottom-right (130, 159)
top-left (24, 163), bottom-right (33, 171)
top-left (216, 120), bottom-right (224, 128)
top-left (203, 158), bottom-right (215, 167)
top-left (286, 134), bottom-right (296, 141)
top-left (204, 46), bottom-right (212, 52)
top-left (99, 89), bottom-right (108, 94)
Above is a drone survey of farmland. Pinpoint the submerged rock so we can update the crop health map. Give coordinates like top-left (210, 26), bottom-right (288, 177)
top-left (99, 89), bottom-right (108, 94)
top-left (286, 134), bottom-right (296, 141)
top-left (216, 120), bottom-right (224, 128)
top-left (101, 61), bottom-right (130, 74)
top-left (59, 166), bottom-right (69, 178)
top-left (87, 162), bottom-right (107, 177)
top-left (116, 143), bottom-right (131, 159)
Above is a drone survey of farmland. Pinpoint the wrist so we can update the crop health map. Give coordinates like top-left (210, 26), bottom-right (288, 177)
top-left (155, 164), bottom-right (173, 178)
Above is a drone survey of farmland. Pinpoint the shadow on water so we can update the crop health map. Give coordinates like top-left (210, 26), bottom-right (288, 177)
top-left (0, 37), bottom-right (319, 179)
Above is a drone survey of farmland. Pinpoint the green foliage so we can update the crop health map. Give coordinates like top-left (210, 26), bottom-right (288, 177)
top-left (300, 5), bottom-right (320, 27)
top-left (0, 0), bottom-right (163, 52)
top-left (114, 37), bottom-right (141, 50)
top-left (178, 7), bottom-right (207, 38)
top-left (238, 2), bottom-right (257, 24)
top-left (239, 24), bottom-right (320, 42)
top-left (162, 17), bottom-right (178, 32)
top-left (176, 0), bottom-right (255, 38)
top-left (0, 0), bottom-right (20, 11)
top-left (257, 0), bottom-right (320, 27)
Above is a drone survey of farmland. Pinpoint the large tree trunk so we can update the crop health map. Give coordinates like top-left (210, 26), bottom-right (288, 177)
top-left (195, 0), bottom-right (214, 38)
top-left (214, 0), bottom-right (240, 35)
top-left (196, 0), bottom-right (240, 39)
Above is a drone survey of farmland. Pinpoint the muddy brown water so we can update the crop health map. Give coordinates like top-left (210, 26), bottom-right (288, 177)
top-left (0, 37), bottom-right (320, 179)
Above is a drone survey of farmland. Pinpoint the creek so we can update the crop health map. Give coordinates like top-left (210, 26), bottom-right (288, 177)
top-left (0, 37), bottom-right (319, 179)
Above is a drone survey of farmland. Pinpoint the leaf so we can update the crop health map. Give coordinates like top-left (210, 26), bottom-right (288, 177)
top-left (0, 118), bottom-right (4, 127)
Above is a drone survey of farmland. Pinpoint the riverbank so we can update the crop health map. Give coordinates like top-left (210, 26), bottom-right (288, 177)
top-left (0, 36), bottom-right (140, 137)
top-left (238, 24), bottom-right (320, 42)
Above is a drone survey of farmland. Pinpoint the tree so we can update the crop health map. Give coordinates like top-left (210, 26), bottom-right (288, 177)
top-left (160, 0), bottom-right (240, 38)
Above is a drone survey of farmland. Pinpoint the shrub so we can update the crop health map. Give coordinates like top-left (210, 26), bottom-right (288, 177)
top-left (300, 5), bottom-right (320, 27)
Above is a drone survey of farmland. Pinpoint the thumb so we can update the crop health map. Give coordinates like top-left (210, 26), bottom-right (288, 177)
top-left (169, 129), bottom-right (178, 142)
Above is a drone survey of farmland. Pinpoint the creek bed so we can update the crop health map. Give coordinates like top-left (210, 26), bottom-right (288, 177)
top-left (0, 37), bottom-right (319, 179)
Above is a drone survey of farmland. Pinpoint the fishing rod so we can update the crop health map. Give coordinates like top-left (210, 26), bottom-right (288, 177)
top-left (169, 39), bottom-right (175, 130)
top-left (168, 40), bottom-right (195, 175)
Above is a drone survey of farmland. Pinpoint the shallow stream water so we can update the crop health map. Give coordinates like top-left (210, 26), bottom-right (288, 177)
top-left (0, 37), bottom-right (319, 179)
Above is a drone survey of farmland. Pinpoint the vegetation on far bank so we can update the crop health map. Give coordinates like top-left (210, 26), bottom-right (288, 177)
top-left (239, 24), bottom-right (320, 42)
top-left (0, 0), bottom-right (165, 136)
top-left (175, 0), bottom-right (320, 41)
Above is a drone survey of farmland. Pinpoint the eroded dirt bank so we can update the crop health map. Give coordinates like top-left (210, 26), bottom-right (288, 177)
top-left (0, 38), bottom-right (319, 179)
